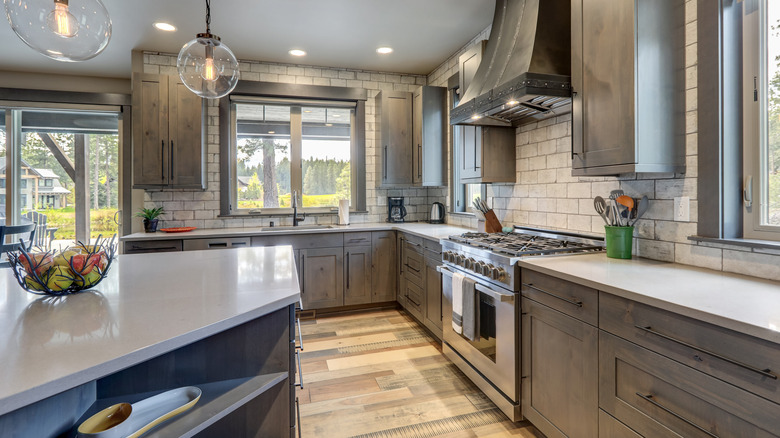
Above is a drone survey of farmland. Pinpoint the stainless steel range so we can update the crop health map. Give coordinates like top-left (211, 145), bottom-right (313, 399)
top-left (439, 226), bottom-right (604, 421)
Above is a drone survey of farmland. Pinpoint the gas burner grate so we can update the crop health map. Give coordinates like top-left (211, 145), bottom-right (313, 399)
top-left (449, 230), bottom-right (603, 257)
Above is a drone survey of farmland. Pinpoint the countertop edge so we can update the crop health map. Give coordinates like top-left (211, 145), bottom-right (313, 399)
top-left (517, 258), bottom-right (780, 345)
top-left (0, 292), bottom-right (300, 417)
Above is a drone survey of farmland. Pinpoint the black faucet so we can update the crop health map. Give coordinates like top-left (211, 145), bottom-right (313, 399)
top-left (292, 190), bottom-right (305, 226)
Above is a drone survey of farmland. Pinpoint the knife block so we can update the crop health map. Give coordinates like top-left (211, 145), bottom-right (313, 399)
top-left (484, 210), bottom-right (503, 233)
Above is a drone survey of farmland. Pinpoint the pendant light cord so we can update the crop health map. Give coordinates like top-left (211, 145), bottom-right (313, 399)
top-left (205, 0), bottom-right (211, 33)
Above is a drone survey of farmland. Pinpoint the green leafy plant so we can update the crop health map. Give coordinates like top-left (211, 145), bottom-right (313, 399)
top-left (134, 207), bottom-right (165, 220)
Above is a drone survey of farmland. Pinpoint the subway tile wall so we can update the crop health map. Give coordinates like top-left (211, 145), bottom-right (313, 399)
top-left (142, 55), bottom-right (448, 227)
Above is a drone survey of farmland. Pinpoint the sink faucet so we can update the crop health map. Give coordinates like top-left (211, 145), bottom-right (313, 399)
top-left (291, 190), bottom-right (306, 226)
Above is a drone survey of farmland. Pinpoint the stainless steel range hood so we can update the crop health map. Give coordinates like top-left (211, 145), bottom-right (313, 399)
top-left (451, 0), bottom-right (572, 127)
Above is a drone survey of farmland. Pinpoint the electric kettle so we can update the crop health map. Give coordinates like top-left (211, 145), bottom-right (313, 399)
top-left (429, 202), bottom-right (445, 224)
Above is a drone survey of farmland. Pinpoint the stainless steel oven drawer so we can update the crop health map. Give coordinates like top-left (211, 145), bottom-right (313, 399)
top-left (600, 293), bottom-right (780, 405)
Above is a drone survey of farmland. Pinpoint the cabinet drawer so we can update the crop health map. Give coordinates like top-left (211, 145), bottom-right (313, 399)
top-left (600, 331), bottom-right (780, 438)
top-left (343, 232), bottom-right (372, 247)
top-left (403, 280), bottom-right (424, 319)
top-left (600, 293), bottom-right (780, 404)
top-left (423, 237), bottom-right (442, 254)
top-left (182, 237), bottom-right (251, 251)
top-left (404, 233), bottom-right (423, 249)
top-left (599, 410), bottom-right (641, 438)
top-left (124, 239), bottom-right (183, 254)
top-left (252, 233), bottom-right (342, 249)
top-left (521, 270), bottom-right (598, 326)
top-left (403, 244), bottom-right (424, 287)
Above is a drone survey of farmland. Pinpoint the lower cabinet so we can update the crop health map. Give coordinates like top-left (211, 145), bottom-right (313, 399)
top-left (371, 231), bottom-right (397, 302)
top-left (423, 255), bottom-right (442, 335)
top-left (521, 297), bottom-right (598, 438)
top-left (299, 247), bottom-right (343, 310)
top-left (344, 245), bottom-right (372, 305)
top-left (599, 410), bottom-right (641, 438)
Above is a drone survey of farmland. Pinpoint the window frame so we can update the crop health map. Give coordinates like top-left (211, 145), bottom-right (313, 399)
top-left (743, 0), bottom-right (780, 240)
top-left (219, 81), bottom-right (367, 217)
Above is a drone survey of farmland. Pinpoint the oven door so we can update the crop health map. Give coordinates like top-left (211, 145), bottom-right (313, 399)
top-left (440, 265), bottom-right (519, 402)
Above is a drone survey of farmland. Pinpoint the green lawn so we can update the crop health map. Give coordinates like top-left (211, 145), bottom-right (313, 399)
top-left (41, 208), bottom-right (118, 241)
top-left (237, 193), bottom-right (342, 209)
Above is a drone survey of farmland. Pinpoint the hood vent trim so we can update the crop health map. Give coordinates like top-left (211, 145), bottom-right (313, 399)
top-left (451, 0), bottom-right (572, 127)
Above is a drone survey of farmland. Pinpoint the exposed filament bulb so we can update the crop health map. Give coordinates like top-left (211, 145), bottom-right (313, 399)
top-left (47, 0), bottom-right (79, 38)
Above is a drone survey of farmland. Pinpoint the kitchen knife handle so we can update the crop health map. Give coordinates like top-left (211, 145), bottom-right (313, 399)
top-left (634, 325), bottom-right (776, 380)
top-left (636, 393), bottom-right (718, 438)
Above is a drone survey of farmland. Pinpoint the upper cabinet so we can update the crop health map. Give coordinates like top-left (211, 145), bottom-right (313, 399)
top-left (571, 0), bottom-right (686, 176)
top-left (413, 86), bottom-right (447, 186)
top-left (378, 88), bottom-right (447, 187)
top-left (455, 42), bottom-right (516, 184)
top-left (132, 73), bottom-right (206, 189)
top-left (377, 90), bottom-right (413, 186)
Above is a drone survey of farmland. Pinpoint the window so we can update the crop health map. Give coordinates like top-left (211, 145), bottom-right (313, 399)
top-left (744, 0), bottom-right (780, 240)
top-left (449, 76), bottom-right (485, 214)
top-left (225, 95), bottom-right (363, 214)
top-left (44, 179), bottom-right (53, 187)
top-left (20, 179), bottom-right (27, 189)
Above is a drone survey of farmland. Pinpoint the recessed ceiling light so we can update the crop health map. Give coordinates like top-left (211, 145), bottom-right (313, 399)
top-left (507, 100), bottom-right (519, 106)
top-left (325, 123), bottom-right (333, 127)
top-left (471, 114), bottom-right (483, 120)
top-left (376, 47), bottom-right (393, 54)
top-left (268, 131), bottom-right (275, 134)
top-left (304, 110), bottom-right (312, 113)
top-left (332, 114), bottom-right (341, 118)
top-left (153, 22), bottom-right (176, 32)
top-left (289, 49), bottom-right (306, 57)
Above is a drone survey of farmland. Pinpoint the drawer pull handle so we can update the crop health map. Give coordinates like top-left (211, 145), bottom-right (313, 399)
top-left (634, 325), bottom-right (777, 380)
top-left (295, 397), bottom-right (302, 438)
top-left (295, 350), bottom-right (304, 389)
top-left (296, 316), bottom-right (304, 351)
top-left (406, 264), bottom-right (420, 273)
top-left (522, 283), bottom-right (583, 307)
top-left (407, 295), bottom-right (421, 307)
top-left (636, 393), bottom-right (718, 438)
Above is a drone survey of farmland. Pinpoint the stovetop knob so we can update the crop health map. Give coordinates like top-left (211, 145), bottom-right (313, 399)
top-left (465, 257), bottom-right (475, 270)
top-left (492, 267), bottom-right (506, 281)
top-left (476, 261), bottom-right (487, 275)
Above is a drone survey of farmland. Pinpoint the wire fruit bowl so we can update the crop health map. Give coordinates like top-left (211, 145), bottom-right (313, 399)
top-left (7, 235), bottom-right (117, 296)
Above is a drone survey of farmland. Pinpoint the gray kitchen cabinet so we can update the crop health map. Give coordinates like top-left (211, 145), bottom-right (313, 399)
top-left (132, 73), bottom-right (206, 189)
top-left (344, 245), bottom-right (372, 306)
top-left (571, 0), bottom-right (685, 176)
top-left (299, 247), bottom-right (343, 310)
top-left (397, 233), bottom-right (407, 308)
top-left (599, 410), bottom-right (641, 438)
top-left (459, 126), bottom-right (516, 183)
top-left (423, 255), bottom-right (442, 337)
top-left (123, 239), bottom-right (183, 254)
top-left (371, 231), bottom-right (397, 302)
top-left (412, 86), bottom-right (447, 186)
top-left (521, 297), bottom-right (598, 438)
top-left (377, 90), bottom-right (413, 186)
top-left (182, 237), bottom-right (250, 251)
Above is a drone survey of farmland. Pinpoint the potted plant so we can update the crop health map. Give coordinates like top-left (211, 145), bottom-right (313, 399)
top-left (135, 207), bottom-right (165, 233)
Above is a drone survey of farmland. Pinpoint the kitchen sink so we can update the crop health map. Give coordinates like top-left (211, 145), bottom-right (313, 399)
top-left (261, 225), bottom-right (334, 231)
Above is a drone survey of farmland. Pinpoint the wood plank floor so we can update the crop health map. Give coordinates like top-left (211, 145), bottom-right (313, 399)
top-left (296, 308), bottom-right (542, 438)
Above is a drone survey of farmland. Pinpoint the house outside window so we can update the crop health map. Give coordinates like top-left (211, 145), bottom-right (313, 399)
top-left (744, 0), bottom-right (780, 240)
top-left (44, 179), bottom-right (53, 187)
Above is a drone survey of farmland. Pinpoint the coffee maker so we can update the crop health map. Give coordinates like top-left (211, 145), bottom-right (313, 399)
top-left (387, 197), bottom-right (407, 223)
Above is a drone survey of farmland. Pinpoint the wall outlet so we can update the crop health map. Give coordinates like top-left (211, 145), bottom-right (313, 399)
top-left (674, 196), bottom-right (690, 222)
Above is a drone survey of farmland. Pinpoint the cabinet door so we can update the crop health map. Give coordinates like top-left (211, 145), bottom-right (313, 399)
top-left (403, 278), bottom-right (424, 321)
top-left (299, 247), bottom-right (343, 309)
top-left (344, 245), bottom-right (372, 305)
top-left (522, 297), bottom-right (598, 438)
top-left (379, 91), bottom-right (413, 185)
top-left (371, 231), bottom-right (397, 302)
top-left (573, 0), bottom-right (636, 170)
top-left (168, 77), bottom-right (205, 189)
top-left (423, 256), bottom-right (442, 336)
top-left (132, 73), bottom-right (169, 186)
top-left (460, 125), bottom-right (480, 180)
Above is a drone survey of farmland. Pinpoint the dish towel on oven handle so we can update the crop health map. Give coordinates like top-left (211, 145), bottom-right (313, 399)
top-left (452, 271), bottom-right (479, 341)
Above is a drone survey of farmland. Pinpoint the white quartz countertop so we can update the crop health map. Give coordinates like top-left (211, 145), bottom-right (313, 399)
top-left (121, 222), bottom-right (473, 242)
top-left (0, 246), bottom-right (300, 416)
top-left (519, 253), bottom-right (780, 344)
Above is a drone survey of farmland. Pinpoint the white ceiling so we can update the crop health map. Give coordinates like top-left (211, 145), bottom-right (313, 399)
top-left (0, 0), bottom-right (495, 79)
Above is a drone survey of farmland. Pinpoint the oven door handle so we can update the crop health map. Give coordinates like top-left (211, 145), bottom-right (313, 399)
top-left (438, 265), bottom-right (514, 302)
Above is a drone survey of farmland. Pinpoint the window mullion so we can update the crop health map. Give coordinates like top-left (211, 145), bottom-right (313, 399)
top-left (290, 106), bottom-right (303, 203)
top-left (6, 109), bottom-right (22, 226)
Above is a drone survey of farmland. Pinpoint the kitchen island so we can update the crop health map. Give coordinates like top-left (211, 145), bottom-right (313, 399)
top-left (0, 246), bottom-right (300, 437)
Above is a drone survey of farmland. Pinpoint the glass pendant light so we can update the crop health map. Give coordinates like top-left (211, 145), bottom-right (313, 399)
top-left (177, 0), bottom-right (239, 99)
top-left (4, 0), bottom-right (112, 62)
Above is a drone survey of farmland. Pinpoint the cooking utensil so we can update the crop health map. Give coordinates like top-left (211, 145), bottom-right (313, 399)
top-left (616, 195), bottom-right (634, 227)
top-left (609, 189), bottom-right (625, 200)
top-left (630, 195), bottom-right (649, 226)
top-left (594, 196), bottom-right (610, 225)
